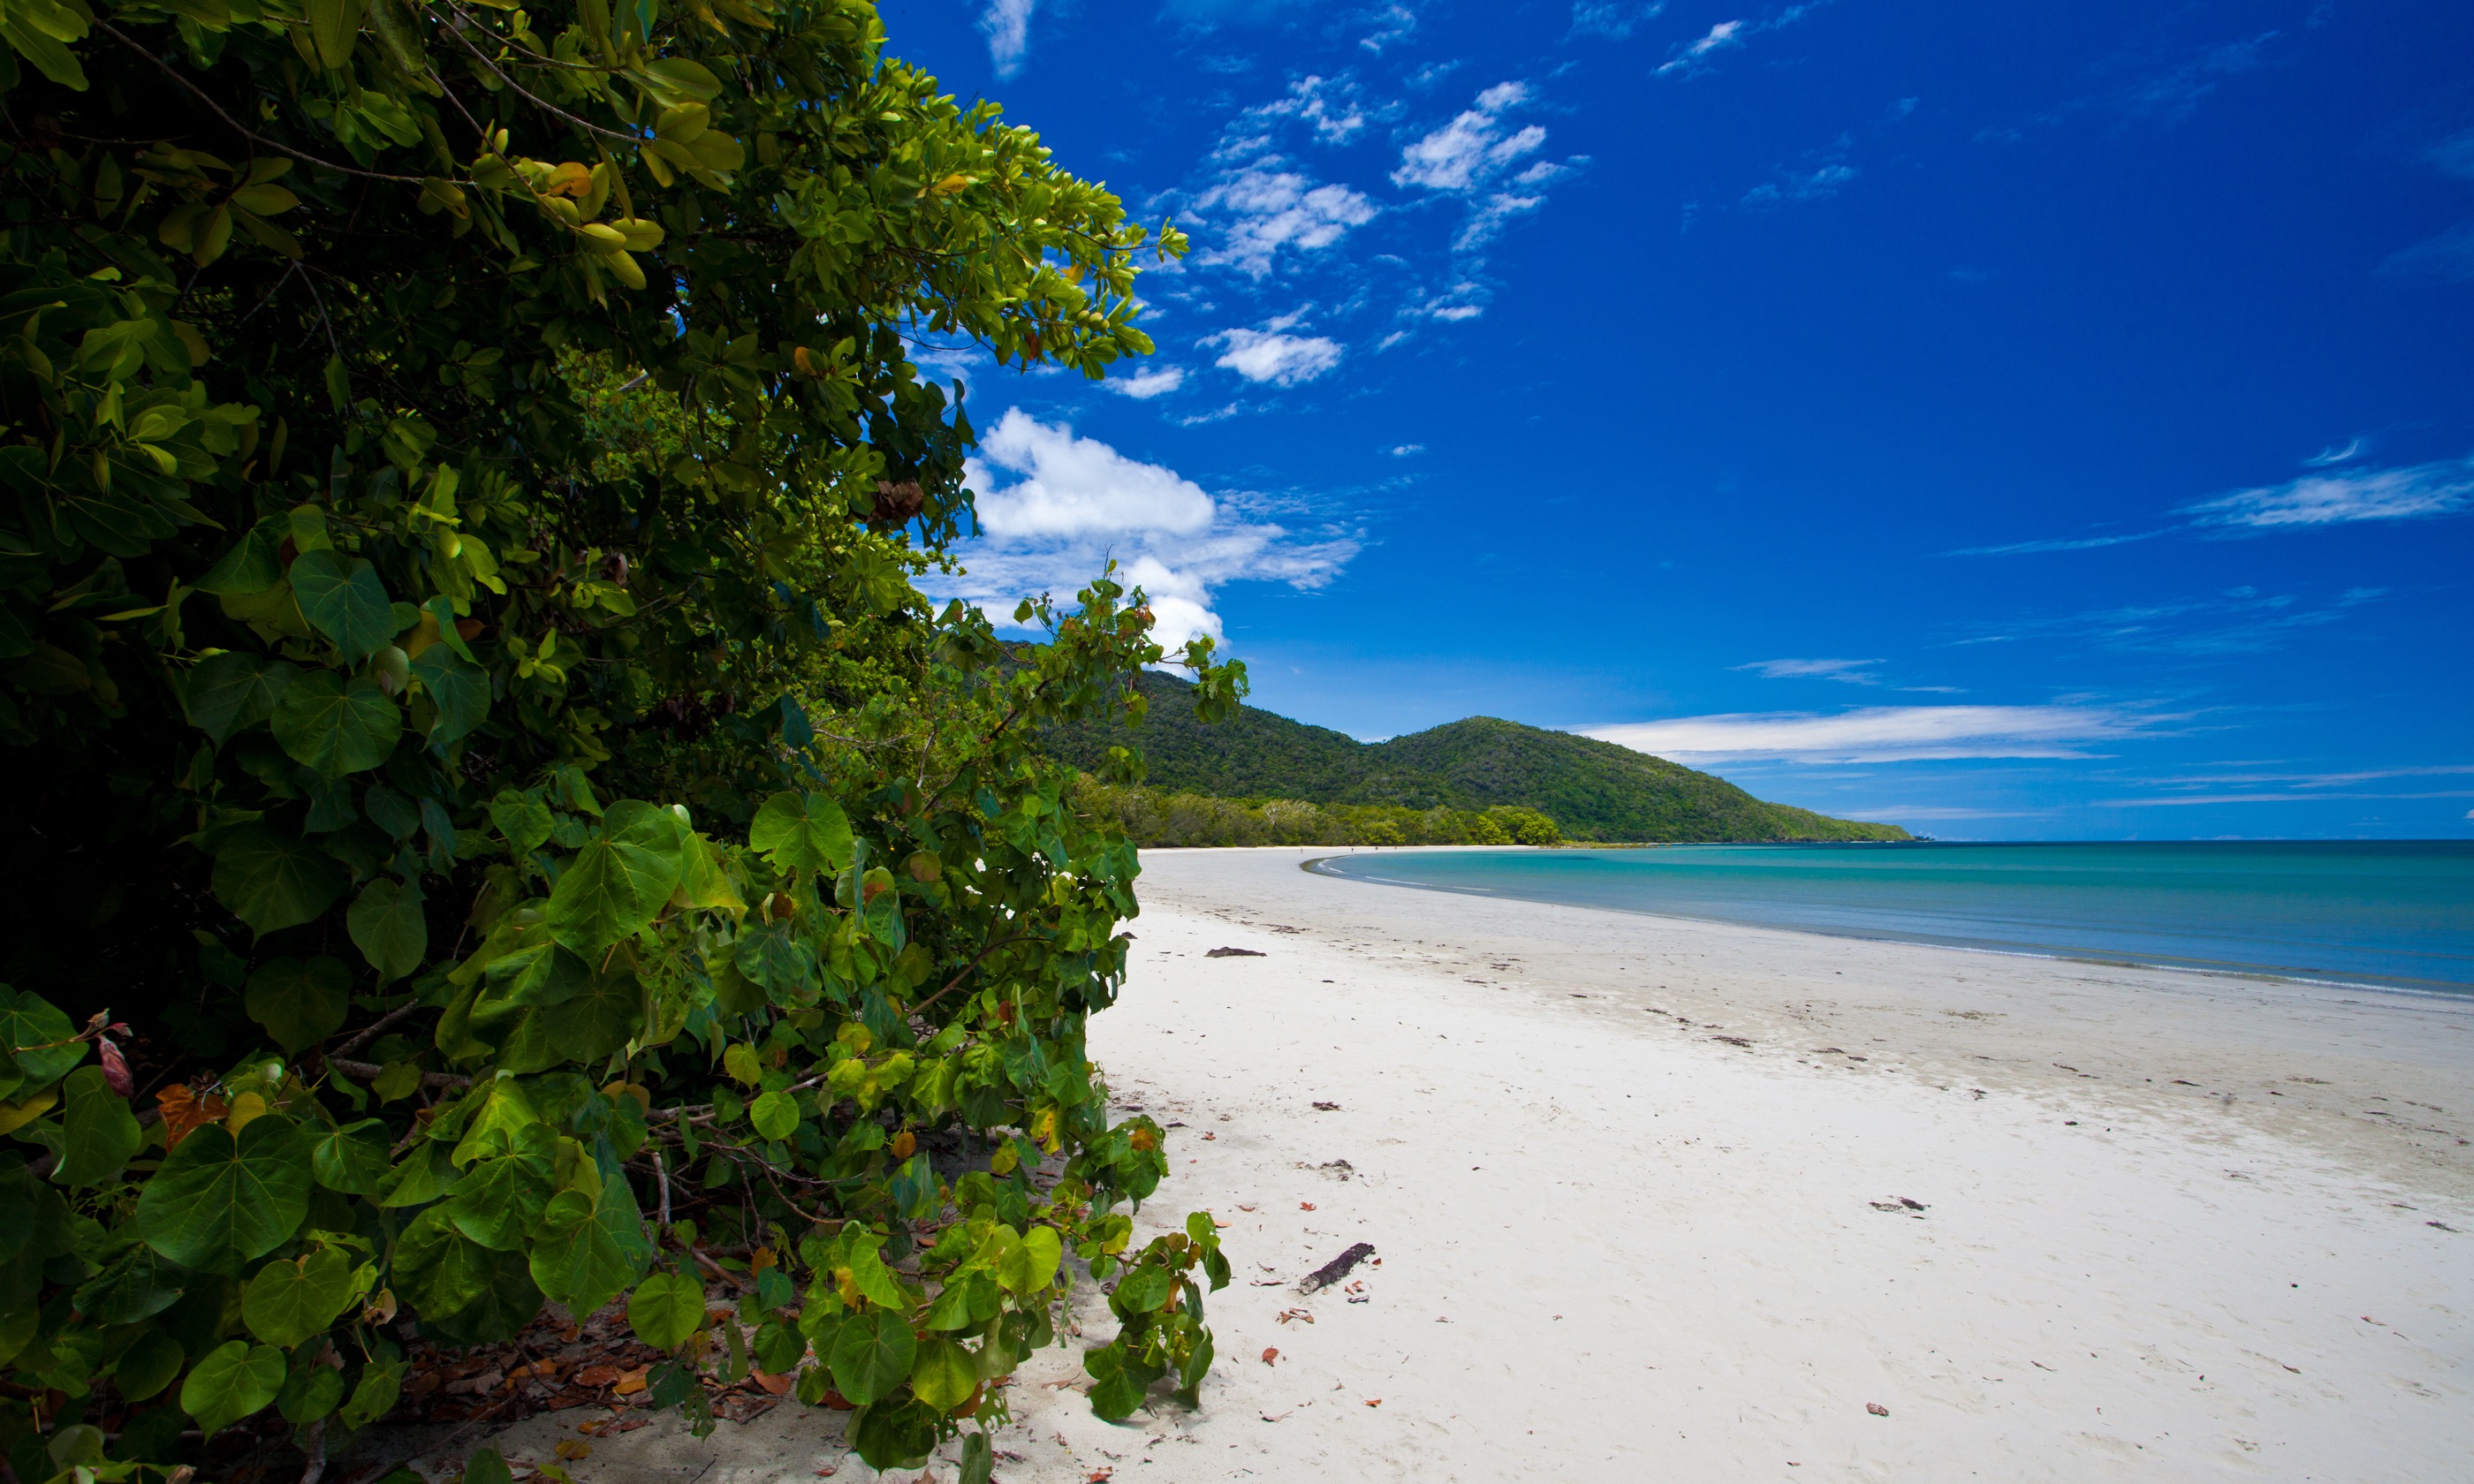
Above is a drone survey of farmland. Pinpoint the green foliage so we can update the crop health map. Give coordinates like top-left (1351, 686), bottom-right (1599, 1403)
top-left (0, 0), bottom-right (1241, 1477)
top-left (1051, 671), bottom-right (1912, 843)
top-left (1078, 781), bottom-right (1561, 849)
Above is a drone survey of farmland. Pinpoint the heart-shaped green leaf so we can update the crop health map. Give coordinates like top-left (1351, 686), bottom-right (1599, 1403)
top-left (748, 1088), bottom-right (799, 1141)
top-left (827, 1307), bottom-right (916, 1407)
top-left (346, 876), bottom-right (427, 982)
top-left (307, 1117), bottom-right (391, 1194)
top-left (271, 670), bottom-right (402, 777)
top-left (909, 1336), bottom-right (976, 1412)
top-left (212, 823), bottom-right (346, 935)
top-left (995, 1225), bottom-right (1062, 1295)
top-left (179, 1339), bottom-right (285, 1435)
top-left (185, 651), bottom-right (299, 744)
top-left (626, 1270), bottom-right (704, 1351)
top-left (748, 791), bottom-right (853, 875)
top-left (528, 1179), bottom-right (650, 1321)
top-left (287, 549), bottom-right (396, 663)
top-left (111, 1331), bottom-right (184, 1403)
top-left (545, 827), bottom-right (682, 957)
top-left (243, 956), bottom-right (351, 1052)
top-left (136, 1117), bottom-right (312, 1269)
top-left (0, 987), bottom-right (80, 1086)
top-left (411, 646), bottom-right (490, 749)
top-left (242, 1245), bottom-right (360, 1347)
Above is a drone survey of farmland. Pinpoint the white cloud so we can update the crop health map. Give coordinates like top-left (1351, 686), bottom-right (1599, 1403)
top-left (1392, 83), bottom-right (1580, 254)
top-left (939, 411), bottom-right (1360, 648)
top-left (1193, 162), bottom-right (1377, 276)
top-left (1734, 657), bottom-right (1882, 684)
top-left (1209, 327), bottom-right (1344, 386)
top-left (1393, 85), bottom-right (1545, 191)
top-left (1248, 75), bottom-right (1368, 144)
top-left (969, 409), bottom-right (1213, 538)
top-left (1358, 4), bottom-right (1415, 54)
top-left (1389, 443), bottom-right (1424, 457)
top-left (2302, 436), bottom-right (2365, 467)
top-left (2180, 456), bottom-right (2474, 530)
top-left (1742, 163), bottom-right (1856, 207)
top-left (1571, 2), bottom-right (1666, 41)
top-left (1581, 704), bottom-right (2171, 762)
top-left (1108, 366), bottom-right (1187, 400)
top-left (1656, 19), bottom-right (1744, 76)
top-left (980, 0), bottom-right (1034, 78)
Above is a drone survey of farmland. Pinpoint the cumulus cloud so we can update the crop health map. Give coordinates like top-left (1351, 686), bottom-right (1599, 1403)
top-left (1107, 366), bottom-right (1188, 400)
top-left (969, 411), bottom-right (1213, 539)
top-left (1208, 326), bottom-right (1344, 386)
top-left (2180, 457), bottom-right (2474, 530)
top-left (1193, 161), bottom-right (1377, 277)
top-left (938, 411), bottom-right (1359, 647)
top-left (980, 0), bottom-right (1034, 77)
top-left (1581, 704), bottom-right (2170, 762)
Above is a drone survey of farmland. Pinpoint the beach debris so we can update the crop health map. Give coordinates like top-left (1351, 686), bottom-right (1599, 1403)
top-left (1276, 1308), bottom-right (1316, 1324)
top-left (1344, 1280), bottom-right (1370, 1304)
top-left (1297, 1159), bottom-right (1355, 1181)
top-left (1207, 947), bottom-right (1267, 958)
top-left (1866, 1403), bottom-right (1890, 1417)
top-left (1261, 1410), bottom-right (1291, 1422)
top-left (1711, 1035), bottom-right (1753, 1048)
top-left (1312, 1100), bottom-right (1342, 1110)
top-left (1301, 1201), bottom-right (1317, 1210)
top-left (1302, 1242), bottom-right (1377, 1294)
top-left (1364, 1398), bottom-right (1383, 1407)
top-left (2432, 1221), bottom-right (2461, 1232)
top-left (1203, 1132), bottom-right (1216, 1140)
top-left (1239, 1204), bottom-right (1259, 1212)
top-left (1262, 1347), bottom-right (1280, 1365)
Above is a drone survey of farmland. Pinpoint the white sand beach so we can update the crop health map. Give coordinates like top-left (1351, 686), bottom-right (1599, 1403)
top-left (484, 846), bottom-right (2474, 1483)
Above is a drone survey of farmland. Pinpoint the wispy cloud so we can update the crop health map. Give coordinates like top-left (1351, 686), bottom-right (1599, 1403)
top-left (1581, 703), bottom-right (2175, 762)
top-left (1956, 455), bottom-right (2474, 555)
top-left (1654, 3), bottom-right (1829, 79)
top-left (1571, 1), bottom-right (1665, 41)
top-left (1734, 657), bottom-right (1881, 684)
top-left (2181, 457), bottom-right (2474, 530)
top-left (1392, 82), bottom-right (1582, 258)
top-left (2117, 33), bottom-right (2274, 124)
top-left (2303, 436), bottom-right (2366, 467)
top-left (945, 410), bottom-right (1359, 647)
top-left (1742, 162), bottom-right (1856, 208)
top-left (980, 0), bottom-right (1034, 78)
top-left (1947, 586), bottom-right (2387, 658)
top-left (1358, 4), bottom-right (1416, 53)
top-left (2096, 791), bottom-right (2474, 807)
top-left (1656, 19), bottom-right (1745, 77)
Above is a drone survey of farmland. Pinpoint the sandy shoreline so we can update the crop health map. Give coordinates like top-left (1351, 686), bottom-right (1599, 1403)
top-left (478, 845), bottom-right (2473, 1482)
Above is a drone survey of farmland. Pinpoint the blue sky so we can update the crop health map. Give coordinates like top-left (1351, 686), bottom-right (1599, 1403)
top-left (887, 0), bottom-right (2474, 840)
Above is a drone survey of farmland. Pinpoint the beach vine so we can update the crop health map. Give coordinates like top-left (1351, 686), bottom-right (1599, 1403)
top-left (0, 1), bottom-right (1233, 1478)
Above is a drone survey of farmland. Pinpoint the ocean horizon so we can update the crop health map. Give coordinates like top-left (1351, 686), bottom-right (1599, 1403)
top-left (1309, 840), bottom-right (2474, 996)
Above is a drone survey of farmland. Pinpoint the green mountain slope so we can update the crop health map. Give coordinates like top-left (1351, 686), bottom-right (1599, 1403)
top-left (1048, 671), bottom-right (1909, 843)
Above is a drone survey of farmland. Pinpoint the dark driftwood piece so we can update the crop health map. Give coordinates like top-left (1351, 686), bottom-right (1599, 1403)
top-left (1300, 1242), bottom-right (1376, 1293)
top-left (1206, 947), bottom-right (1266, 958)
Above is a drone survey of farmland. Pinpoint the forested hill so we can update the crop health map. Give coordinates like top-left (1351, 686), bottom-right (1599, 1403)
top-left (1047, 671), bottom-right (1911, 843)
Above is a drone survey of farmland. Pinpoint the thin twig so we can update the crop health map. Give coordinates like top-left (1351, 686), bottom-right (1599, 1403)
top-left (654, 1148), bottom-right (672, 1229)
top-left (331, 1000), bottom-right (426, 1061)
top-left (907, 933), bottom-right (1032, 1018)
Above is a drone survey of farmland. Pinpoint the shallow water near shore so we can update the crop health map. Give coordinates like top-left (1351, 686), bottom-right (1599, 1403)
top-left (1312, 840), bottom-right (2474, 994)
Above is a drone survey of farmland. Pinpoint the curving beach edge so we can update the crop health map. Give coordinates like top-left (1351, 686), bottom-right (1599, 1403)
top-left (478, 846), bottom-right (2473, 1482)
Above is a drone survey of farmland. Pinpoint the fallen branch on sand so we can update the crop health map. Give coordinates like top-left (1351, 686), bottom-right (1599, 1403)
top-left (1301, 1242), bottom-right (1377, 1293)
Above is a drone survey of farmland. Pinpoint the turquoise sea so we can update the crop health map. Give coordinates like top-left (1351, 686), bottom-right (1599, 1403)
top-left (1310, 842), bottom-right (2474, 995)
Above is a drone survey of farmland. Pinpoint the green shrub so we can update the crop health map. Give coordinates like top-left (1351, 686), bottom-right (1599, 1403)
top-left (0, 2), bottom-right (1230, 1476)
